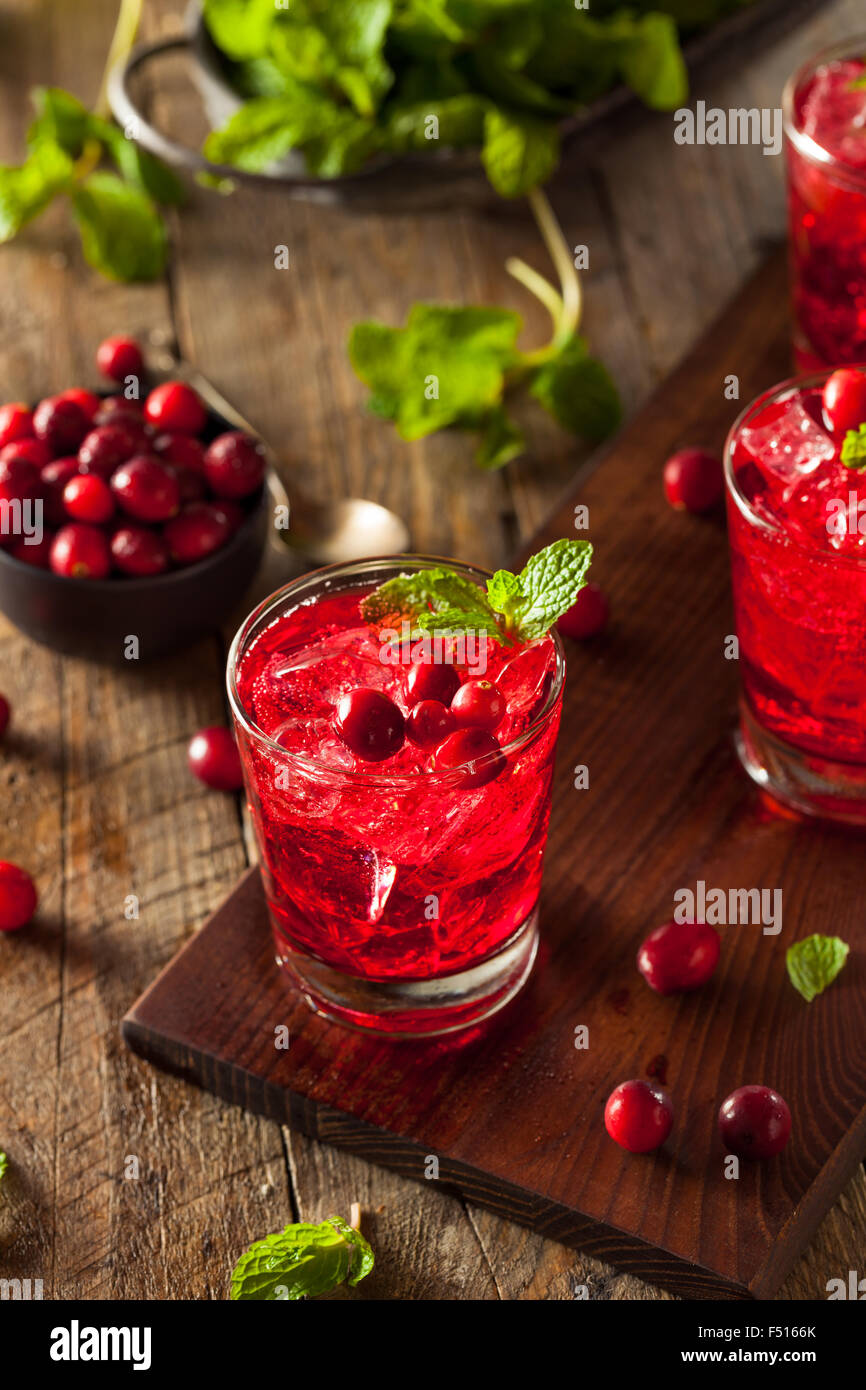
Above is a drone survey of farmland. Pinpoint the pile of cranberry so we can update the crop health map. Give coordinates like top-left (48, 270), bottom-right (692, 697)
top-left (0, 335), bottom-right (266, 580)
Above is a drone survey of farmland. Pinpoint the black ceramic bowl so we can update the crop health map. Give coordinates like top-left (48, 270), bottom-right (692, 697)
top-left (0, 401), bottom-right (269, 664)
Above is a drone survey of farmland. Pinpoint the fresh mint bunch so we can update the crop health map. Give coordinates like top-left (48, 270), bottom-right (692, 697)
top-left (786, 934), bottom-right (849, 1003)
top-left (840, 423), bottom-right (866, 470)
top-left (230, 1215), bottom-right (374, 1300)
top-left (360, 538), bottom-right (593, 642)
top-left (0, 87), bottom-right (182, 281)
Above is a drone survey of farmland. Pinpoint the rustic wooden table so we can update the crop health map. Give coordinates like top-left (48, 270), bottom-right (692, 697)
top-left (1, 0), bottom-right (864, 1300)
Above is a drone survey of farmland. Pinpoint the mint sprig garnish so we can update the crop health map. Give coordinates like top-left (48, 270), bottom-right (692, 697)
top-left (786, 934), bottom-right (849, 1003)
top-left (840, 423), bottom-right (866, 471)
top-left (360, 538), bottom-right (593, 644)
top-left (230, 1215), bottom-right (374, 1301)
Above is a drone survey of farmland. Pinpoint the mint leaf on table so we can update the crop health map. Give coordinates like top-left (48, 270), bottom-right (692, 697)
top-left (230, 1216), bottom-right (374, 1300)
top-left (840, 424), bottom-right (866, 470)
top-left (71, 173), bottom-right (167, 281)
top-left (28, 86), bottom-right (92, 156)
top-left (475, 405), bottom-right (525, 469)
top-left (0, 1152), bottom-right (7, 1184)
top-left (786, 935), bottom-right (849, 1003)
top-left (0, 141), bottom-right (73, 242)
top-left (94, 119), bottom-right (185, 205)
top-left (529, 335), bottom-right (622, 443)
top-left (481, 108), bottom-right (559, 198)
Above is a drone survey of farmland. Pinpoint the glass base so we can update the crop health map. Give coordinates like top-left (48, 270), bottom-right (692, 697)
top-left (736, 699), bottom-right (866, 825)
top-left (272, 910), bottom-right (539, 1038)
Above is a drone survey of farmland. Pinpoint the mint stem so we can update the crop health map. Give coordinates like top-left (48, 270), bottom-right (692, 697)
top-left (96, 0), bottom-right (143, 118)
top-left (505, 186), bottom-right (582, 366)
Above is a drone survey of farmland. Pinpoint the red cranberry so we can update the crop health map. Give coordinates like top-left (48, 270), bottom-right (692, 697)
top-left (334, 688), bottom-right (405, 762)
top-left (0, 456), bottom-right (41, 504)
top-left (145, 381), bottom-right (206, 435)
top-left (558, 582), bottom-right (609, 639)
top-left (188, 726), bottom-right (243, 791)
top-left (450, 679), bottom-right (505, 731)
top-left (62, 473), bottom-right (114, 524)
top-left (111, 456), bottom-right (180, 523)
top-left (153, 432), bottom-right (206, 472)
top-left (822, 368), bottom-right (866, 436)
top-left (718, 1085), bottom-right (791, 1160)
top-left (33, 396), bottom-right (90, 455)
top-left (96, 335), bottom-right (145, 383)
top-left (663, 448), bottom-right (723, 513)
top-left (605, 1080), bottom-right (673, 1153)
top-left (0, 403), bottom-right (34, 447)
top-left (164, 502), bottom-right (231, 565)
top-left (209, 499), bottom-right (244, 532)
top-left (94, 396), bottom-right (145, 429)
top-left (41, 458), bottom-right (80, 525)
top-left (110, 524), bottom-right (170, 577)
top-left (171, 466), bottom-right (207, 503)
top-left (78, 423), bottom-right (142, 478)
top-left (431, 726), bottom-right (505, 787)
top-left (0, 861), bottom-right (38, 931)
top-left (0, 695), bottom-right (9, 739)
top-left (405, 661), bottom-right (461, 708)
top-left (50, 523), bottom-right (111, 580)
top-left (11, 532), bottom-right (54, 567)
top-left (0, 438), bottom-right (51, 469)
top-left (406, 699), bottom-right (455, 748)
top-left (57, 388), bottom-right (101, 422)
top-left (636, 920), bottom-right (720, 995)
top-left (203, 431), bottom-right (267, 499)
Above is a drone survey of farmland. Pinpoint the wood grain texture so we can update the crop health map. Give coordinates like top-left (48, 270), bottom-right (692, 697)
top-left (2, 0), bottom-right (865, 1301)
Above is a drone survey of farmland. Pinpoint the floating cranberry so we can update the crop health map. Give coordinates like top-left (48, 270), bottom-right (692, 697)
top-left (111, 455), bottom-right (180, 523)
top-left (663, 448), bottom-right (723, 513)
top-left (405, 660), bottom-right (461, 708)
top-left (96, 335), bottom-right (145, 384)
top-left (164, 502), bottom-right (231, 565)
top-left (11, 533), bottom-right (53, 568)
top-left (41, 458), bottom-right (80, 525)
top-left (203, 431), bottom-right (267, 499)
top-left (57, 388), bottom-right (101, 422)
top-left (145, 381), bottom-right (206, 435)
top-left (78, 423), bottom-right (142, 478)
top-left (558, 582), bottom-right (609, 640)
top-left (604, 1079), bottom-right (673, 1153)
top-left (188, 726), bottom-right (243, 791)
top-left (406, 699), bottom-right (455, 748)
top-left (63, 473), bottom-right (114, 524)
top-left (431, 726), bottom-right (505, 787)
top-left (0, 438), bottom-right (51, 469)
top-left (718, 1085), bottom-right (791, 1160)
top-left (50, 523), bottom-right (111, 580)
top-left (0, 861), bottom-right (38, 931)
top-left (153, 432), bottom-right (206, 472)
top-left (0, 695), bottom-right (9, 739)
top-left (110, 525), bottom-right (170, 577)
top-left (636, 920), bottom-right (720, 995)
top-left (0, 456), bottom-right (41, 505)
top-left (33, 396), bottom-right (90, 456)
top-left (0, 403), bottom-right (34, 448)
top-left (822, 368), bottom-right (866, 437)
top-left (335, 688), bottom-right (405, 762)
top-left (450, 679), bottom-right (505, 731)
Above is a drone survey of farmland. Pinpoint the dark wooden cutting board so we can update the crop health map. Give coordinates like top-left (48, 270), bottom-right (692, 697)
top-left (123, 251), bottom-right (866, 1299)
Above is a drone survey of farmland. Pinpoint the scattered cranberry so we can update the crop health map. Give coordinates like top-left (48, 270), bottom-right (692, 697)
top-left (663, 448), bottom-right (723, 513)
top-left (11, 533), bottom-right (54, 568)
top-left (0, 861), bottom-right (38, 931)
top-left (96, 335), bottom-right (145, 384)
top-left (0, 456), bottom-right (41, 505)
top-left (62, 473), bottom-right (114, 524)
top-left (57, 388), bottom-right (101, 422)
top-left (204, 431), bottom-right (267, 500)
top-left (0, 403), bottom-right (34, 448)
top-left (94, 396), bottom-right (145, 429)
top-left (41, 458), bottom-right (80, 525)
top-left (0, 695), bottom-right (9, 740)
top-left (33, 396), bottom-right (90, 456)
top-left (164, 502), bottom-right (231, 565)
top-left (153, 432), bottom-right (206, 472)
top-left (111, 456), bottom-right (180, 523)
top-left (821, 368), bottom-right (866, 436)
top-left (405, 661), bottom-right (461, 708)
top-left (558, 583), bottom-right (609, 640)
top-left (406, 699), bottom-right (455, 748)
top-left (0, 438), bottom-right (51, 470)
top-left (450, 679), bottom-right (505, 731)
top-left (718, 1085), bottom-right (791, 1160)
top-left (431, 726), bottom-right (505, 787)
top-left (335, 688), bottom-right (405, 762)
top-left (188, 726), bottom-right (243, 791)
top-left (145, 381), bottom-right (206, 435)
top-left (604, 1079), bottom-right (673, 1153)
top-left (78, 423), bottom-right (141, 478)
top-left (110, 525), bottom-right (170, 577)
top-left (636, 920), bottom-right (720, 995)
top-left (50, 523), bottom-right (111, 580)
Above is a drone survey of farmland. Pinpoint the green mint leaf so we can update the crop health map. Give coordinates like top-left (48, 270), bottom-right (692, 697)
top-left (529, 336), bottom-right (622, 443)
top-left (93, 119), bottom-right (185, 205)
top-left (849, 74), bottom-right (866, 91)
top-left (202, 0), bottom-right (280, 61)
top-left (486, 567), bottom-right (522, 624)
top-left (416, 606), bottom-right (508, 644)
top-left (508, 538), bottom-right (594, 640)
top-left (27, 87), bottom-right (91, 156)
top-left (470, 51), bottom-right (574, 117)
top-left (230, 1215), bottom-right (374, 1300)
top-left (0, 1152), bottom-right (7, 1183)
top-left (620, 14), bottom-right (688, 110)
top-left (0, 140), bottom-right (73, 243)
top-left (71, 173), bottom-right (167, 282)
top-left (840, 423), bottom-right (866, 470)
top-left (481, 107), bottom-right (559, 197)
top-left (360, 565), bottom-right (498, 632)
top-left (394, 59), bottom-right (469, 104)
top-left (786, 934), bottom-right (849, 1003)
top-left (303, 114), bottom-right (380, 177)
top-left (204, 88), bottom-right (345, 172)
top-left (475, 405), bottom-right (524, 469)
top-left (385, 94), bottom-right (488, 152)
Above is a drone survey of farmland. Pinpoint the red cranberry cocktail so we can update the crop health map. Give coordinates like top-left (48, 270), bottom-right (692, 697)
top-left (725, 366), bottom-right (866, 821)
top-left (784, 39), bottom-right (866, 369)
top-left (227, 555), bottom-right (570, 1035)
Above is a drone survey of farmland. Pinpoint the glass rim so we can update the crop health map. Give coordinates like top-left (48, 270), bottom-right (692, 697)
top-left (783, 34), bottom-right (866, 194)
top-left (723, 365), bottom-right (866, 565)
top-left (225, 553), bottom-right (567, 786)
